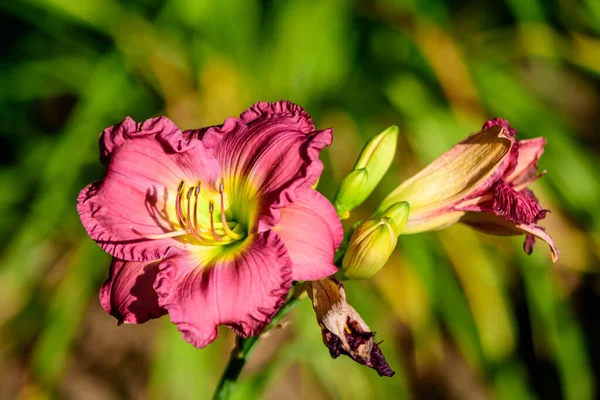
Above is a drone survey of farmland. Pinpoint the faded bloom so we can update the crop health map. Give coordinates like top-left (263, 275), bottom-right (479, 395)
top-left (342, 202), bottom-right (410, 280)
top-left (307, 277), bottom-right (394, 377)
top-left (77, 101), bottom-right (343, 348)
top-left (377, 118), bottom-right (558, 262)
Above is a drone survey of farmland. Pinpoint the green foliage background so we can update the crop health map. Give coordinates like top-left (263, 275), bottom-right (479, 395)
top-left (1, 0), bottom-right (599, 398)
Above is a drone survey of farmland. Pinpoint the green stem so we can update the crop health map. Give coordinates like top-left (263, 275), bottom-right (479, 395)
top-left (212, 296), bottom-right (302, 400)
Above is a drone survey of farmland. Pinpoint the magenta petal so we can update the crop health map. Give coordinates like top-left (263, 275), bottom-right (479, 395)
top-left (154, 231), bottom-right (293, 348)
top-left (274, 188), bottom-right (343, 281)
top-left (77, 117), bottom-right (220, 261)
top-left (506, 137), bottom-right (546, 186)
top-left (198, 101), bottom-right (315, 155)
top-left (204, 101), bottom-right (332, 231)
top-left (460, 212), bottom-right (559, 262)
top-left (517, 223), bottom-right (559, 262)
top-left (240, 101), bottom-right (316, 134)
top-left (491, 183), bottom-right (548, 225)
top-left (100, 258), bottom-right (167, 324)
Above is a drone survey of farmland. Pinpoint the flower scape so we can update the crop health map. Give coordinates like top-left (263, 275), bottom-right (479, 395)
top-left (77, 101), bottom-right (557, 382)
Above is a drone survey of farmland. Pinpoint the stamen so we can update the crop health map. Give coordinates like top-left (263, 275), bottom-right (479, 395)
top-left (209, 202), bottom-right (224, 242)
top-left (185, 187), bottom-right (203, 242)
top-left (131, 228), bottom-right (188, 240)
top-left (219, 179), bottom-right (242, 240)
top-left (192, 181), bottom-right (202, 235)
top-left (175, 181), bottom-right (188, 229)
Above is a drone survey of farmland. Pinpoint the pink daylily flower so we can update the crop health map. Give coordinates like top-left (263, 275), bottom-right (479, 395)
top-left (378, 118), bottom-right (558, 262)
top-left (78, 101), bottom-right (343, 348)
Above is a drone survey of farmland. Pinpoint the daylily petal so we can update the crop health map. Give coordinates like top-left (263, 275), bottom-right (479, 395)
top-left (273, 188), bottom-right (343, 281)
top-left (460, 212), bottom-right (559, 262)
top-left (459, 183), bottom-right (548, 225)
top-left (199, 101), bottom-right (333, 232)
top-left (378, 125), bottom-right (513, 233)
top-left (240, 101), bottom-right (316, 134)
top-left (154, 230), bottom-right (293, 348)
top-left (197, 101), bottom-right (316, 153)
top-left (506, 137), bottom-right (547, 187)
top-left (517, 224), bottom-right (559, 262)
top-left (77, 117), bottom-right (220, 262)
top-left (99, 258), bottom-right (167, 324)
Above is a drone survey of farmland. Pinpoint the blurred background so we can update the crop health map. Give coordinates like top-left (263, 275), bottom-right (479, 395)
top-left (1, 0), bottom-right (599, 398)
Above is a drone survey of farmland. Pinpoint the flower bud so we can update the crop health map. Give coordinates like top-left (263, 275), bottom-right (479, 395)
top-left (378, 201), bottom-right (410, 234)
top-left (333, 169), bottom-right (368, 219)
top-left (334, 125), bottom-right (399, 218)
top-left (342, 217), bottom-right (397, 280)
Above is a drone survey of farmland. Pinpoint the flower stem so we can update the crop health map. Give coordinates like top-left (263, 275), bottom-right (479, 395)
top-left (212, 296), bottom-right (302, 400)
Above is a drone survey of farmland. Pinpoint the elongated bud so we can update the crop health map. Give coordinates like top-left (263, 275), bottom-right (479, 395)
top-left (334, 125), bottom-right (399, 219)
top-left (333, 169), bottom-right (368, 219)
top-left (342, 217), bottom-right (397, 280)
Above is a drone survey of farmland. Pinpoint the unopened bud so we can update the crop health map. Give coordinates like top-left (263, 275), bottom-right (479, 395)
top-left (379, 201), bottom-right (410, 234)
top-left (334, 125), bottom-right (399, 218)
top-left (342, 217), bottom-right (397, 280)
top-left (333, 169), bottom-right (368, 219)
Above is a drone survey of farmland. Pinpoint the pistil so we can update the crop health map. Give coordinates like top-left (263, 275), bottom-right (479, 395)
top-left (219, 179), bottom-right (243, 240)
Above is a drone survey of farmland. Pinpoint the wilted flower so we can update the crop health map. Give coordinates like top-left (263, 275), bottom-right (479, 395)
top-left (334, 125), bottom-right (399, 219)
top-left (307, 277), bottom-right (394, 377)
top-left (78, 101), bottom-right (343, 348)
top-left (342, 202), bottom-right (410, 280)
top-left (377, 118), bottom-right (558, 262)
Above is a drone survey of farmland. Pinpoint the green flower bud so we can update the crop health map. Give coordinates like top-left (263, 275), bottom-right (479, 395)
top-left (378, 201), bottom-right (410, 235)
top-left (342, 217), bottom-right (397, 280)
top-left (333, 168), bottom-right (368, 219)
top-left (334, 125), bottom-right (399, 219)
